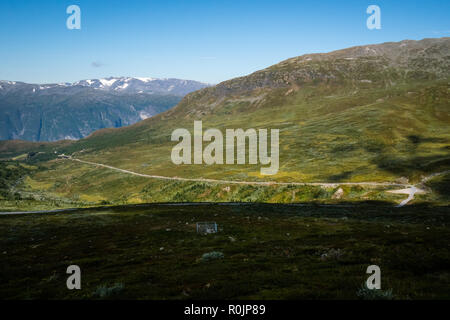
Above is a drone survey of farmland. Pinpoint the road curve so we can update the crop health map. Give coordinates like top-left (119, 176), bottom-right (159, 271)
top-left (1, 160), bottom-right (447, 215)
top-left (69, 158), bottom-right (410, 188)
top-left (4, 157), bottom-right (442, 214)
top-left (67, 157), bottom-right (422, 206)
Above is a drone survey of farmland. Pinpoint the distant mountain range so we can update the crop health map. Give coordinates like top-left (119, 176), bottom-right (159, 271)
top-left (72, 77), bottom-right (210, 96)
top-left (0, 77), bottom-right (210, 141)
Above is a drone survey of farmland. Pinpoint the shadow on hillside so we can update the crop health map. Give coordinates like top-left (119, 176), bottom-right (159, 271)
top-left (407, 135), bottom-right (448, 146)
top-left (327, 170), bottom-right (353, 182)
top-left (373, 154), bottom-right (450, 177)
top-left (330, 134), bottom-right (449, 183)
top-left (425, 174), bottom-right (450, 200)
top-left (26, 201), bottom-right (448, 226)
top-left (355, 134), bottom-right (450, 197)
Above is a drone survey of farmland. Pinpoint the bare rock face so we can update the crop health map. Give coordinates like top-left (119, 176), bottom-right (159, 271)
top-left (396, 177), bottom-right (410, 184)
top-left (0, 78), bottom-right (210, 142)
top-left (332, 188), bottom-right (344, 200)
top-left (216, 38), bottom-right (450, 93)
top-left (167, 37), bottom-right (450, 118)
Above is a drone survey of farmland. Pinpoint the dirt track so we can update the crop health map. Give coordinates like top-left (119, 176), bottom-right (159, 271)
top-left (66, 158), bottom-right (448, 207)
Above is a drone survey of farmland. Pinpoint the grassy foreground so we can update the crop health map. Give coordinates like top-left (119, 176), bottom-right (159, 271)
top-left (0, 203), bottom-right (449, 299)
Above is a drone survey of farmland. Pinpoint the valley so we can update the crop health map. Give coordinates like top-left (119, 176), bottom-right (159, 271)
top-left (0, 38), bottom-right (449, 210)
top-left (1, 0), bottom-right (449, 304)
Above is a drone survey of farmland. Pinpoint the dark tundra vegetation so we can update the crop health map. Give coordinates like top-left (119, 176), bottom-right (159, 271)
top-left (0, 203), bottom-right (448, 299)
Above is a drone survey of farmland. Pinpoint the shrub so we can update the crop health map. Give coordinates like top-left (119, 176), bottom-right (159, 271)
top-left (356, 285), bottom-right (394, 300)
top-left (93, 283), bottom-right (124, 298)
top-left (319, 248), bottom-right (343, 261)
top-left (200, 251), bottom-right (224, 262)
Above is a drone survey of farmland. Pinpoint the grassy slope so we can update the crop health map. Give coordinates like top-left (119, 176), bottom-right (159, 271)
top-left (0, 39), bottom-right (448, 209)
top-left (0, 204), bottom-right (449, 299)
top-left (6, 79), bottom-right (445, 210)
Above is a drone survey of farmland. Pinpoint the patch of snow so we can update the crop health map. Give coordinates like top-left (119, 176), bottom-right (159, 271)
top-left (139, 111), bottom-right (152, 120)
top-left (64, 135), bottom-right (79, 141)
top-left (115, 83), bottom-right (129, 90)
top-left (136, 77), bottom-right (156, 83)
top-left (99, 78), bottom-right (118, 87)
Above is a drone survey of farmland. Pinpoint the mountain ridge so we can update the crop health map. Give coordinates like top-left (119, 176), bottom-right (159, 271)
top-left (175, 37), bottom-right (449, 99)
top-left (2, 38), bottom-right (448, 143)
top-left (0, 77), bottom-right (210, 141)
top-left (0, 77), bottom-right (211, 96)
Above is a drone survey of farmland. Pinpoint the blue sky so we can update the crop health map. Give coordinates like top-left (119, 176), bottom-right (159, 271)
top-left (0, 0), bottom-right (448, 84)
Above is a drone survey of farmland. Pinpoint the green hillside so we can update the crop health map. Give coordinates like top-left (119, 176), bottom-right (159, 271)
top-left (0, 38), bottom-right (449, 210)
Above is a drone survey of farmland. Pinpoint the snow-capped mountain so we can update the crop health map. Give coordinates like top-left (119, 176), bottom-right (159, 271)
top-left (0, 77), bottom-right (210, 96)
top-left (73, 77), bottom-right (210, 95)
top-left (0, 77), bottom-right (210, 141)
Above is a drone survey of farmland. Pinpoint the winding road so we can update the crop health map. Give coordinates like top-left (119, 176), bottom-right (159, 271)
top-left (71, 158), bottom-right (408, 187)
top-left (2, 158), bottom-right (446, 215)
top-left (66, 157), bottom-right (448, 207)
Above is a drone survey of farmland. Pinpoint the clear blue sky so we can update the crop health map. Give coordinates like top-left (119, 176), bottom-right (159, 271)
top-left (0, 0), bottom-right (448, 84)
